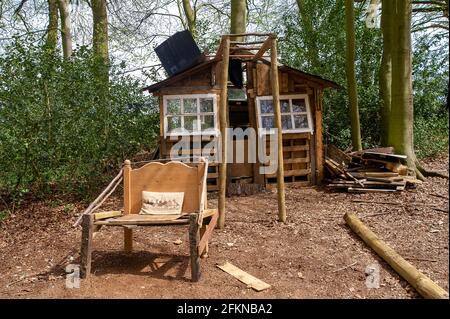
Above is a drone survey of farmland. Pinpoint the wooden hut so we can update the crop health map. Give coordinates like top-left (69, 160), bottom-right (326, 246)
top-left (143, 41), bottom-right (338, 192)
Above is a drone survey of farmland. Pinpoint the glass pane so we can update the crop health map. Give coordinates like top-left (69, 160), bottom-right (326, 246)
top-left (183, 98), bottom-right (197, 113)
top-left (200, 98), bottom-right (214, 113)
top-left (261, 116), bottom-right (275, 129)
top-left (282, 115), bottom-right (293, 129)
top-left (292, 99), bottom-right (306, 112)
top-left (167, 99), bottom-right (181, 115)
top-left (184, 115), bottom-right (198, 132)
top-left (201, 115), bottom-right (215, 131)
top-left (281, 100), bottom-right (290, 113)
top-left (228, 88), bottom-right (247, 101)
top-left (260, 99), bottom-right (274, 114)
top-left (294, 114), bottom-right (309, 129)
top-left (167, 116), bottom-right (182, 132)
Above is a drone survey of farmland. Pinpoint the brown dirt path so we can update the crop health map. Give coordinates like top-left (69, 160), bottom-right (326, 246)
top-left (0, 155), bottom-right (448, 298)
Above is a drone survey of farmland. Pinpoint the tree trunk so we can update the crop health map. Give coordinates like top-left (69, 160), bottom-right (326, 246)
top-left (45, 0), bottom-right (59, 52)
top-left (231, 0), bottom-right (246, 41)
top-left (379, 0), bottom-right (393, 146)
top-left (182, 0), bottom-right (197, 39)
top-left (296, 0), bottom-right (320, 70)
top-left (58, 0), bottom-right (72, 59)
top-left (387, 0), bottom-right (423, 179)
top-left (91, 0), bottom-right (109, 64)
top-left (345, 0), bottom-right (362, 151)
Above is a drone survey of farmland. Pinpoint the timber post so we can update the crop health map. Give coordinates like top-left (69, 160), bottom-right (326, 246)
top-left (269, 35), bottom-right (286, 222)
top-left (218, 36), bottom-right (230, 229)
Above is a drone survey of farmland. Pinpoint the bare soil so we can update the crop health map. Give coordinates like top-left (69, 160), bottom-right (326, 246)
top-left (0, 155), bottom-right (448, 299)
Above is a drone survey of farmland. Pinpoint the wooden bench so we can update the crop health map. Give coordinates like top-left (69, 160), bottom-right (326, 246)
top-left (80, 158), bottom-right (218, 282)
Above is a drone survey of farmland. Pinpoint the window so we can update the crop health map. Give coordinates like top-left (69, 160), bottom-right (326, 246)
top-left (256, 95), bottom-right (313, 134)
top-left (164, 94), bottom-right (218, 136)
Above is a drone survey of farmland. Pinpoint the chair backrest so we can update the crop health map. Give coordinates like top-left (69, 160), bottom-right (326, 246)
top-left (123, 159), bottom-right (208, 215)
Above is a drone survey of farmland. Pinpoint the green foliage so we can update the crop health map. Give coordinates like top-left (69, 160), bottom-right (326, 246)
top-left (279, 0), bottom-right (382, 150)
top-left (278, 0), bottom-right (448, 155)
top-left (0, 37), bottom-right (159, 203)
top-left (412, 33), bottom-right (449, 159)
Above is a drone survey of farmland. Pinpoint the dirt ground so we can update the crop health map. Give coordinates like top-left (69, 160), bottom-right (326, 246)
top-left (0, 155), bottom-right (448, 299)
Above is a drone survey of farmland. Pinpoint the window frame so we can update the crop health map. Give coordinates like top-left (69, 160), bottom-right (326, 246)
top-left (163, 93), bottom-right (219, 137)
top-left (255, 94), bottom-right (314, 134)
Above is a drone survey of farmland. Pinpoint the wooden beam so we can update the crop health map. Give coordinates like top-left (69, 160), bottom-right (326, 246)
top-left (253, 37), bottom-right (272, 62)
top-left (198, 210), bottom-right (218, 256)
top-left (80, 214), bottom-right (94, 278)
top-left (223, 32), bottom-right (275, 37)
top-left (344, 212), bottom-right (449, 299)
top-left (218, 36), bottom-right (230, 229)
top-left (315, 90), bottom-right (324, 183)
top-left (189, 213), bottom-right (201, 282)
top-left (123, 160), bottom-right (133, 252)
top-left (269, 36), bottom-right (286, 223)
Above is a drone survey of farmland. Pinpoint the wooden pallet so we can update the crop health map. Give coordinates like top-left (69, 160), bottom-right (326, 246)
top-left (262, 133), bottom-right (312, 188)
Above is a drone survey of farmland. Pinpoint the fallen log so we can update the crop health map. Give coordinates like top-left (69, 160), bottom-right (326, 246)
top-left (344, 212), bottom-right (449, 299)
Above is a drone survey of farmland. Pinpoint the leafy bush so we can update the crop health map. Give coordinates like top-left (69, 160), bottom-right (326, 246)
top-left (0, 37), bottom-right (159, 203)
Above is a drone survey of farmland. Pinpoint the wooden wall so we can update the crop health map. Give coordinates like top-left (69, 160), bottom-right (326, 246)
top-left (154, 60), bottom-right (325, 190)
top-left (247, 61), bottom-right (325, 187)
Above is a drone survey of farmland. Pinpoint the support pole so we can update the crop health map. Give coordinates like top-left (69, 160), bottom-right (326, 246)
top-left (218, 36), bottom-right (230, 229)
top-left (269, 36), bottom-right (286, 222)
top-left (344, 212), bottom-right (449, 299)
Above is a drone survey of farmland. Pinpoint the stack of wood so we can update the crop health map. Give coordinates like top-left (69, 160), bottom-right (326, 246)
top-left (325, 145), bottom-right (422, 193)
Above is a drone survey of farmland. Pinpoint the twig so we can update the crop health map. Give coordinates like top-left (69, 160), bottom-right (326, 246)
top-left (404, 256), bottom-right (438, 263)
top-left (331, 261), bottom-right (358, 273)
top-left (427, 193), bottom-right (449, 200)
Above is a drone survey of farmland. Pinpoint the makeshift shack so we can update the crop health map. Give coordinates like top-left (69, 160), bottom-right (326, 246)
top-left (143, 31), bottom-right (338, 192)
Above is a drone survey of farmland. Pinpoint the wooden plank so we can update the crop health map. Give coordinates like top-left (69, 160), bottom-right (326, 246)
top-left (256, 63), bottom-right (270, 96)
top-left (198, 210), bottom-right (218, 256)
top-left (344, 212), bottom-right (449, 299)
top-left (94, 210), bottom-right (122, 221)
top-left (265, 168), bottom-right (311, 178)
top-left (282, 145), bottom-right (309, 151)
top-left (283, 157), bottom-right (309, 164)
top-left (218, 36), bottom-right (230, 229)
top-left (217, 261), bottom-right (271, 292)
top-left (95, 218), bottom-right (190, 226)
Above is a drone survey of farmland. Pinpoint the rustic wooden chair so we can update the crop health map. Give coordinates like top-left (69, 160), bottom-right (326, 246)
top-left (79, 158), bottom-right (218, 282)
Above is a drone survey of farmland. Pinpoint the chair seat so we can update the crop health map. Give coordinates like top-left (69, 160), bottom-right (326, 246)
top-left (94, 213), bottom-right (190, 226)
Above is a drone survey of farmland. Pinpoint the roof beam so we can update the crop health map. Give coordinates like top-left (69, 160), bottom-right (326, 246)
top-left (252, 36), bottom-right (273, 62)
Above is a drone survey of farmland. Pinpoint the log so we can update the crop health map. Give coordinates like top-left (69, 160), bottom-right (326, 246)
top-left (270, 35), bottom-right (286, 223)
top-left (344, 212), bottom-right (449, 299)
top-left (218, 36), bottom-right (230, 229)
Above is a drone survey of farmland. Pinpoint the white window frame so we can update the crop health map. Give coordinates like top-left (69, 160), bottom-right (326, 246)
top-left (163, 93), bottom-right (219, 137)
top-left (255, 94), bottom-right (314, 134)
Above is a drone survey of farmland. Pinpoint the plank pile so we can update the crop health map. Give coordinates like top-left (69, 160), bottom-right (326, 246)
top-left (325, 145), bottom-right (421, 193)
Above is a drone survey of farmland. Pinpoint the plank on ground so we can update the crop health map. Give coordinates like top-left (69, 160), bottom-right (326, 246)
top-left (217, 261), bottom-right (271, 292)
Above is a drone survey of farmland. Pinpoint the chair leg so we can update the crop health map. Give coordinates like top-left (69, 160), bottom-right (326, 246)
top-left (80, 214), bottom-right (94, 279)
top-left (189, 214), bottom-right (201, 282)
top-left (124, 228), bottom-right (133, 252)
